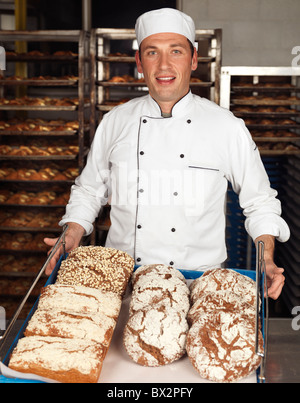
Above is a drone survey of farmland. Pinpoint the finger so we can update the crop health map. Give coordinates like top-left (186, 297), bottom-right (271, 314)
top-left (267, 274), bottom-right (285, 300)
top-left (44, 237), bottom-right (59, 247)
top-left (45, 244), bottom-right (64, 276)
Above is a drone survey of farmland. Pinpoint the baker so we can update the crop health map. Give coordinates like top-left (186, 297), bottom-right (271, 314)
top-left (45, 8), bottom-right (290, 300)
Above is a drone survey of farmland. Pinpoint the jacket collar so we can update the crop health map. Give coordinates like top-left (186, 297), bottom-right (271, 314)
top-left (144, 91), bottom-right (193, 118)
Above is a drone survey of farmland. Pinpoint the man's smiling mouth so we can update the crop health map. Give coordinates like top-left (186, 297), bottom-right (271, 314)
top-left (156, 76), bottom-right (176, 83)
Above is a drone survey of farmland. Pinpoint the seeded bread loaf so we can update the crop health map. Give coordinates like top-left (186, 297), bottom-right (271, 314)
top-left (56, 246), bottom-right (135, 296)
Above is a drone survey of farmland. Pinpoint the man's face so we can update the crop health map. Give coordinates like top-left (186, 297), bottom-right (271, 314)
top-left (135, 33), bottom-right (198, 113)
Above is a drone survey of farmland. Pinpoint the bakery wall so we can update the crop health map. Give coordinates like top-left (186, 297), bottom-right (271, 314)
top-left (180, 0), bottom-right (300, 67)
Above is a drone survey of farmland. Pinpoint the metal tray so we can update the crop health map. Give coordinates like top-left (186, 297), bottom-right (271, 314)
top-left (0, 230), bottom-right (268, 383)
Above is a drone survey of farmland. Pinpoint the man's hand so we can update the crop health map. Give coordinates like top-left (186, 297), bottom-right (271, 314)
top-left (44, 222), bottom-right (85, 276)
top-left (264, 258), bottom-right (285, 300)
top-left (255, 234), bottom-right (285, 300)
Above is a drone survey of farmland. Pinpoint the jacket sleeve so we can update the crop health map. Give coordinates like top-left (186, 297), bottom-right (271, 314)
top-left (226, 118), bottom-right (290, 243)
top-left (59, 121), bottom-right (111, 236)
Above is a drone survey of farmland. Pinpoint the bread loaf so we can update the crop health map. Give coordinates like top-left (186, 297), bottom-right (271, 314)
top-left (124, 264), bottom-right (190, 367)
top-left (186, 311), bottom-right (263, 383)
top-left (56, 246), bottom-right (134, 296)
top-left (124, 307), bottom-right (188, 367)
top-left (9, 336), bottom-right (106, 383)
top-left (190, 268), bottom-right (256, 305)
top-left (38, 284), bottom-right (122, 320)
top-left (186, 268), bottom-right (263, 383)
top-left (25, 310), bottom-right (116, 347)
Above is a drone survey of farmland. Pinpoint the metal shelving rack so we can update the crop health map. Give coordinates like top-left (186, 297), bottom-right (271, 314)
top-left (0, 30), bottom-right (91, 318)
top-left (220, 67), bottom-right (300, 313)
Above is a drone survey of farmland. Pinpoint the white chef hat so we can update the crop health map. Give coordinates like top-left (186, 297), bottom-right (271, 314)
top-left (135, 8), bottom-right (196, 47)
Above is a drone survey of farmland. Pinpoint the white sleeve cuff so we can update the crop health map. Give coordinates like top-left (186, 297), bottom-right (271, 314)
top-left (245, 216), bottom-right (290, 243)
top-left (59, 218), bottom-right (94, 237)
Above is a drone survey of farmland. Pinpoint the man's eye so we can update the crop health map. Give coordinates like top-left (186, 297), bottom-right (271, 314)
top-left (172, 49), bottom-right (181, 54)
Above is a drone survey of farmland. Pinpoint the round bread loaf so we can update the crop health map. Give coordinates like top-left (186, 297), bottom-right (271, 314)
top-left (188, 291), bottom-right (256, 326)
top-left (132, 264), bottom-right (186, 286)
top-left (130, 274), bottom-right (190, 315)
top-left (133, 273), bottom-right (189, 296)
top-left (123, 307), bottom-right (188, 367)
top-left (186, 310), bottom-right (263, 383)
top-left (190, 269), bottom-right (256, 306)
top-left (130, 282), bottom-right (190, 316)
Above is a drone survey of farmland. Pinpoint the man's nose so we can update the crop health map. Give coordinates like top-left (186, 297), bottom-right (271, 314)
top-left (158, 52), bottom-right (171, 70)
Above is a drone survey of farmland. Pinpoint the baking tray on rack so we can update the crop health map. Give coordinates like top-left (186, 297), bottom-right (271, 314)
top-left (0, 239), bottom-right (268, 384)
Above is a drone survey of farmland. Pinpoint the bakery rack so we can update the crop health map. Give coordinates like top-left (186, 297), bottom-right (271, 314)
top-left (90, 28), bottom-right (222, 245)
top-left (220, 66), bottom-right (300, 314)
top-left (0, 30), bottom-right (91, 319)
top-left (220, 66), bottom-right (300, 156)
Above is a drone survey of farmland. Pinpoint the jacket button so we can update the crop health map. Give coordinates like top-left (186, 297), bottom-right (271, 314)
top-left (180, 154), bottom-right (185, 158)
top-left (137, 225), bottom-right (142, 229)
top-left (143, 119), bottom-right (147, 124)
top-left (170, 261), bottom-right (174, 266)
top-left (171, 228), bottom-right (176, 232)
top-left (137, 257), bottom-right (141, 262)
top-left (140, 151), bottom-right (144, 155)
top-left (187, 119), bottom-right (191, 124)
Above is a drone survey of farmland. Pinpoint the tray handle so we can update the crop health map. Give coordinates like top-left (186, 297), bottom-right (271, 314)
top-left (0, 225), bottom-right (69, 362)
top-left (255, 240), bottom-right (269, 383)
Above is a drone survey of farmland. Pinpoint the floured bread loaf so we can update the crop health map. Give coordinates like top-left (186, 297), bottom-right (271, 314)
top-left (124, 264), bottom-right (190, 367)
top-left (132, 264), bottom-right (186, 286)
top-left (190, 268), bottom-right (256, 305)
top-left (130, 278), bottom-right (190, 316)
top-left (186, 311), bottom-right (263, 383)
top-left (187, 291), bottom-right (256, 326)
top-left (130, 265), bottom-right (190, 315)
top-left (25, 310), bottom-right (116, 347)
top-left (38, 284), bottom-right (122, 320)
top-left (56, 246), bottom-right (134, 296)
top-left (133, 272), bottom-right (189, 296)
top-left (124, 307), bottom-right (188, 367)
top-left (9, 336), bottom-right (106, 383)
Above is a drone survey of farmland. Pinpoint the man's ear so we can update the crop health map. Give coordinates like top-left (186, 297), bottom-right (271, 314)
top-left (191, 47), bottom-right (198, 72)
top-left (135, 50), bottom-right (143, 74)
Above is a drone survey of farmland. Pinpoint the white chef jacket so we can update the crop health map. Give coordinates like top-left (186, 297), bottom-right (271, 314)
top-left (60, 91), bottom-right (290, 271)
